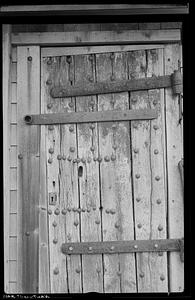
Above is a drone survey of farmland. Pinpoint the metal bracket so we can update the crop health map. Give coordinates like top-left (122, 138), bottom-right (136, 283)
top-left (50, 70), bottom-right (182, 98)
top-left (24, 108), bottom-right (157, 125)
top-left (61, 238), bottom-right (184, 262)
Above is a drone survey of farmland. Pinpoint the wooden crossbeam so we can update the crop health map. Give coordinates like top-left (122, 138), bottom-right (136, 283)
top-left (24, 108), bottom-right (158, 125)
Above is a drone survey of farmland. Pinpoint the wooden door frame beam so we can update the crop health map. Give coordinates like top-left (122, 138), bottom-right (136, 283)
top-left (0, 4), bottom-right (189, 16)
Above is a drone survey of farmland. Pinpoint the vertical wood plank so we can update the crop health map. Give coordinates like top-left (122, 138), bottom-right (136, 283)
top-left (164, 44), bottom-right (184, 292)
top-left (75, 54), bottom-right (103, 292)
top-left (96, 51), bottom-right (136, 293)
top-left (129, 49), bottom-right (168, 292)
top-left (17, 46), bottom-right (40, 293)
top-left (9, 237), bottom-right (17, 260)
top-left (3, 24), bottom-right (11, 293)
top-left (9, 282), bottom-right (17, 293)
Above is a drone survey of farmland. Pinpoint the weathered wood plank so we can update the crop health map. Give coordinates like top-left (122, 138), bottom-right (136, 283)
top-left (10, 190), bottom-right (17, 213)
top-left (11, 62), bottom-right (17, 83)
top-left (9, 282), bottom-right (17, 293)
top-left (9, 214), bottom-right (17, 236)
top-left (10, 124), bottom-right (17, 144)
top-left (17, 46), bottom-right (40, 293)
top-left (75, 54), bottom-right (103, 292)
top-left (11, 103), bottom-right (17, 123)
top-left (9, 261), bottom-right (17, 282)
top-left (11, 83), bottom-right (17, 104)
top-left (3, 24), bottom-right (11, 293)
top-left (42, 44), bottom-right (164, 58)
top-left (10, 168), bottom-right (17, 190)
top-left (9, 237), bottom-right (17, 260)
top-left (138, 23), bottom-right (161, 30)
top-left (10, 145), bottom-right (17, 167)
top-left (129, 49), bottom-right (167, 292)
top-left (11, 30), bottom-right (181, 46)
top-left (96, 51), bottom-right (137, 293)
top-left (164, 44), bottom-right (184, 292)
top-left (161, 22), bottom-right (182, 29)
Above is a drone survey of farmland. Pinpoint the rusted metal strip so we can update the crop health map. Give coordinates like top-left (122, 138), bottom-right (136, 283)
top-left (50, 71), bottom-right (182, 98)
top-left (61, 238), bottom-right (184, 261)
top-left (24, 108), bottom-right (158, 125)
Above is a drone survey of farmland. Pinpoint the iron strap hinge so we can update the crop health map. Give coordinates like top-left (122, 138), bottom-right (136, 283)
top-left (61, 238), bottom-right (184, 262)
top-left (50, 70), bottom-right (182, 98)
top-left (24, 108), bottom-right (157, 125)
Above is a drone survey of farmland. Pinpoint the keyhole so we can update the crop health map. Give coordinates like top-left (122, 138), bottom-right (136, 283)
top-left (78, 166), bottom-right (83, 177)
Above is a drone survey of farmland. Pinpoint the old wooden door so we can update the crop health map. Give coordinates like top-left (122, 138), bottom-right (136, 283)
top-left (37, 45), bottom-right (183, 293)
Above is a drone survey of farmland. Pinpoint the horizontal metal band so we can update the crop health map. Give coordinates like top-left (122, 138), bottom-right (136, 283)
top-left (51, 75), bottom-right (172, 98)
top-left (24, 108), bottom-right (158, 125)
top-left (61, 238), bottom-right (184, 260)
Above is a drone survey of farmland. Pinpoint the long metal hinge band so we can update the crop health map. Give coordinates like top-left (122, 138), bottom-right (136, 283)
top-left (50, 70), bottom-right (182, 98)
top-left (24, 108), bottom-right (158, 125)
top-left (61, 238), bottom-right (184, 262)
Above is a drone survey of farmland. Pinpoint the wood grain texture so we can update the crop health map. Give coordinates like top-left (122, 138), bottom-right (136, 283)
top-left (11, 30), bottom-right (181, 46)
top-left (129, 48), bottom-right (168, 292)
top-left (17, 46), bottom-right (40, 293)
top-left (3, 24), bottom-right (11, 293)
top-left (75, 54), bottom-right (103, 292)
top-left (164, 44), bottom-right (184, 292)
top-left (96, 52), bottom-right (136, 293)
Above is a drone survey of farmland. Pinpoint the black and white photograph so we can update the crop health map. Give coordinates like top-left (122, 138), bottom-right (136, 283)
top-left (1, 2), bottom-right (191, 296)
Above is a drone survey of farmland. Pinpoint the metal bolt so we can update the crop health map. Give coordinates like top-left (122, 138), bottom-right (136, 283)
top-left (25, 231), bottom-right (30, 236)
top-left (54, 208), bottom-right (60, 215)
top-left (134, 148), bottom-right (139, 154)
top-left (90, 124), bottom-right (95, 130)
top-left (87, 157), bottom-right (92, 163)
top-left (160, 274), bottom-right (165, 281)
top-left (154, 149), bottom-right (159, 155)
top-left (155, 175), bottom-right (160, 181)
top-left (76, 268), bottom-right (81, 274)
top-left (18, 154), bottom-right (23, 159)
top-left (69, 126), bottom-right (74, 132)
top-left (48, 209), bottom-right (52, 215)
top-left (67, 207), bottom-right (71, 212)
top-left (61, 209), bottom-right (67, 215)
top-left (88, 247), bottom-right (93, 251)
top-left (67, 156), bottom-right (72, 162)
top-left (82, 208), bottom-right (86, 212)
top-left (48, 125), bottom-right (54, 131)
top-left (135, 174), bottom-right (140, 179)
top-left (105, 209), bottom-right (110, 214)
top-left (110, 246), bottom-right (115, 251)
top-left (46, 79), bottom-right (52, 85)
top-left (62, 155), bottom-right (66, 160)
top-left (87, 208), bottom-right (91, 213)
top-left (110, 75), bottom-right (115, 81)
top-left (134, 245), bottom-right (138, 249)
top-left (115, 222), bottom-right (120, 229)
top-left (69, 246), bottom-right (73, 251)
top-left (110, 209), bottom-right (116, 215)
top-left (104, 156), bottom-right (110, 162)
top-left (47, 103), bottom-right (52, 109)
top-left (158, 224), bottom-right (163, 231)
top-left (136, 197), bottom-right (141, 202)
top-left (48, 158), bottom-right (53, 164)
top-left (53, 238), bottom-right (58, 244)
top-left (153, 125), bottom-right (159, 130)
top-left (57, 154), bottom-right (62, 160)
top-left (66, 56), bottom-right (72, 64)
top-left (154, 244), bottom-right (159, 249)
top-left (156, 199), bottom-right (162, 205)
top-left (52, 221), bottom-right (57, 227)
top-left (133, 123), bottom-right (138, 129)
top-left (69, 102), bottom-right (74, 108)
top-left (81, 157), bottom-right (86, 163)
top-left (74, 220), bottom-right (79, 227)
top-left (95, 219), bottom-right (100, 225)
top-left (139, 272), bottom-right (145, 278)
top-left (27, 56), bottom-right (32, 61)
top-left (137, 223), bottom-right (142, 229)
top-left (53, 267), bottom-right (59, 275)
top-left (90, 146), bottom-right (95, 152)
top-left (48, 148), bottom-right (54, 154)
top-left (98, 156), bottom-right (102, 162)
top-left (111, 154), bottom-right (116, 161)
